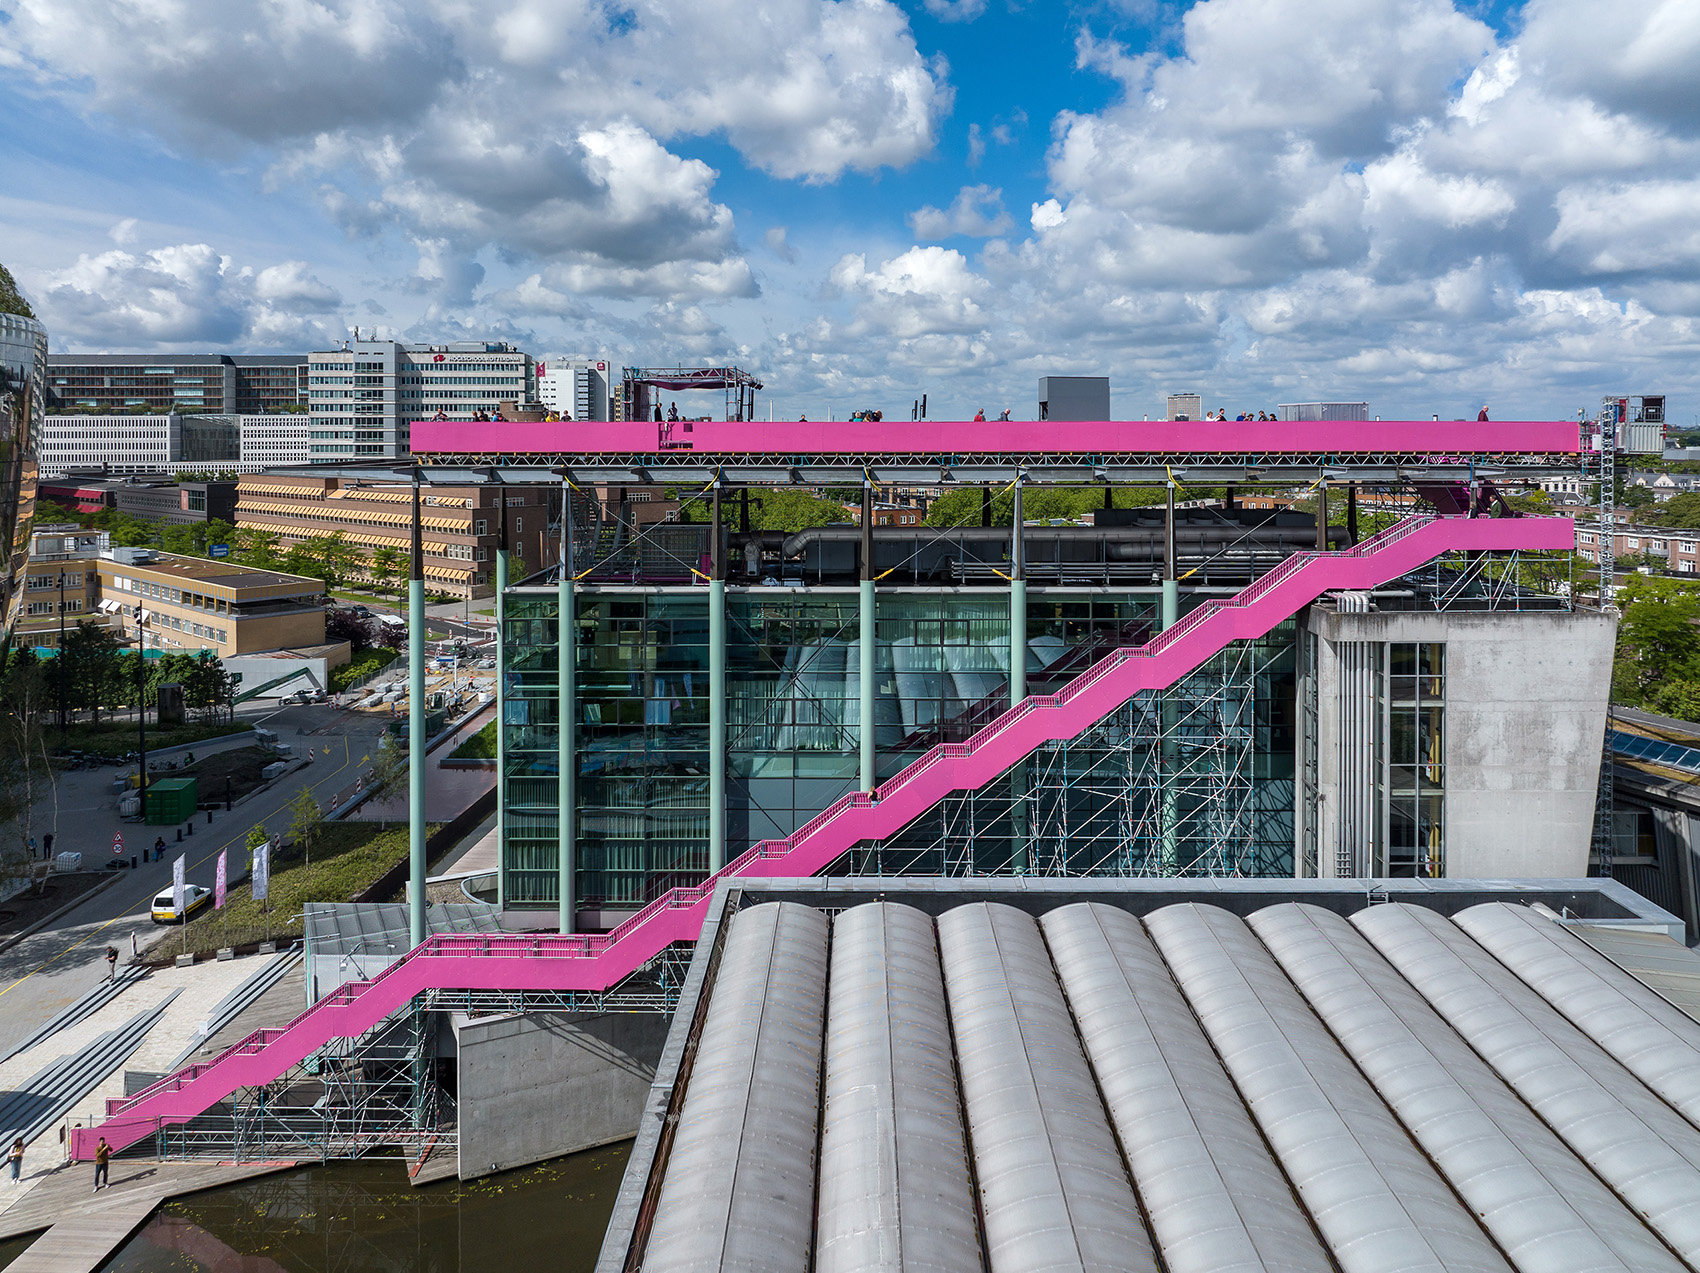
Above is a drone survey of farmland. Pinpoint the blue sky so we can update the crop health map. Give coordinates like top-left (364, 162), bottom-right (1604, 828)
top-left (2, 0), bottom-right (1698, 424)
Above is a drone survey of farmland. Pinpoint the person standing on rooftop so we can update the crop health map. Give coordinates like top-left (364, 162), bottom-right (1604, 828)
top-left (1478, 405), bottom-right (1490, 420)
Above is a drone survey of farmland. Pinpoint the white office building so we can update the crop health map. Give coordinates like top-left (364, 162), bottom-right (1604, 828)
top-left (538, 357), bottom-right (612, 421)
top-left (39, 413), bottom-right (180, 475)
top-left (238, 413), bottom-right (312, 469)
top-left (307, 340), bottom-right (534, 462)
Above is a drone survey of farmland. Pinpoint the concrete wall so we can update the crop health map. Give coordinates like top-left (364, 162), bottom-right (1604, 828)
top-left (456, 1010), bottom-right (670, 1180)
top-left (1306, 605), bottom-right (1617, 879)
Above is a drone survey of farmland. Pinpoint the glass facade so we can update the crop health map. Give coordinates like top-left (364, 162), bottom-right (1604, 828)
top-left (1385, 641), bottom-right (1446, 877)
top-left (501, 582), bottom-right (1300, 914)
top-left (0, 311), bottom-right (46, 654)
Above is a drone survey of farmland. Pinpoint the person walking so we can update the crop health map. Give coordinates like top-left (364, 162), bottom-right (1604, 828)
top-left (41, 832), bottom-right (52, 860)
top-left (93, 1138), bottom-right (110, 1191)
top-left (104, 945), bottom-right (119, 983)
top-left (1477, 405), bottom-right (1490, 421)
top-left (153, 836), bottom-right (166, 863)
top-left (8, 1138), bottom-right (21, 1183)
top-left (26, 836), bottom-right (36, 861)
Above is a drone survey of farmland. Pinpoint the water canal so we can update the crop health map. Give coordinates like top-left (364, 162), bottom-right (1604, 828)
top-left (0, 1142), bottom-right (630, 1273)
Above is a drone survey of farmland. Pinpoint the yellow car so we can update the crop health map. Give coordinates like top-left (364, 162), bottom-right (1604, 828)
top-left (151, 885), bottom-right (212, 924)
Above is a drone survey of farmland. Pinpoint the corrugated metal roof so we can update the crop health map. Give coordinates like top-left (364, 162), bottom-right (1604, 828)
top-left (608, 897), bottom-right (1700, 1273)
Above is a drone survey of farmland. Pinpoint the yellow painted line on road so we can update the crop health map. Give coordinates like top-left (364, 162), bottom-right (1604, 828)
top-left (0, 738), bottom-right (366, 1000)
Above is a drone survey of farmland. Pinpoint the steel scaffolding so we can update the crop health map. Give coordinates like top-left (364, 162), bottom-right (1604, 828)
top-left (854, 633), bottom-right (1292, 879)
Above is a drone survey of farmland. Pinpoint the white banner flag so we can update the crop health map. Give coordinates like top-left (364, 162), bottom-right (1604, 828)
top-left (251, 840), bottom-right (270, 901)
top-left (172, 854), bottom-right (185, 913)
top-left (214, 849), bottom-right (227, 909)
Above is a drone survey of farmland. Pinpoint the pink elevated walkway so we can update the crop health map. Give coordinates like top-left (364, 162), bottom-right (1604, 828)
top-left (75, 513), bottom-right (1573, 1158)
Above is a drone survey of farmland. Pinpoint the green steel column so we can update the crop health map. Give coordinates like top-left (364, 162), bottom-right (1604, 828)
top-left (860, 481), bottom-right (876, 793)
top-left (1010, 479), bottom-right (1028, 875)
top-left (494, 481), bottom-right (508, 912)
top-left (558, 475), bottom-right (575, 933)
top-left (1009, 479), bottom-right (1026, 705)
top-left (708, 484), bottom-right (727, 875)
top-left (1160, 480), bottom-right (1177, 876)
top-left (408, 473), bottom-right (426, 948)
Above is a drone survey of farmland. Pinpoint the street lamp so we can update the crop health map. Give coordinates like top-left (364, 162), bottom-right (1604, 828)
top-left (132, 604), bottom-right (148, 798)
top-left (56, 570), bottom-right (67, 739)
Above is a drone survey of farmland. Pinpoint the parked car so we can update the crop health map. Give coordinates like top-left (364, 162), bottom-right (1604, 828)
top-left (151, 884), bottom-right (212, 924)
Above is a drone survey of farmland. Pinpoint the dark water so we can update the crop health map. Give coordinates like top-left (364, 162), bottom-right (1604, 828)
top-left (66, 1142), bottom-right (629, 1273)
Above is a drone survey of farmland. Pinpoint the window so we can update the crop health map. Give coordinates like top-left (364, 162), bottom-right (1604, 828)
top-left (474, 519), bottom-right (488, 535)
top-left (1385, 642), bottom-right (1445, 879)
top-left (474, 546), bottom-right (489, 561)
top-left (514, 517), bottom-right (523, 534)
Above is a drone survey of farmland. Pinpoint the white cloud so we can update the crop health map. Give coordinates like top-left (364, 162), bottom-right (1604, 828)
top-left (923, 0), bottom-right (989, 21)
top-left (909, 185), bottom-right (1014, 239)
top-left (39, 243), bottom-right (345, 348)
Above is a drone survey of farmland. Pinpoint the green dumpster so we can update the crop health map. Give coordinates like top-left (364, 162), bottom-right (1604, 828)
top-left (144, 777), bottom-right (199, 825)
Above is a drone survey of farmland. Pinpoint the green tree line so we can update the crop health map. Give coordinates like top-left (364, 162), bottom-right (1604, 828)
top-left (2, 634), bottom-right (236, 725)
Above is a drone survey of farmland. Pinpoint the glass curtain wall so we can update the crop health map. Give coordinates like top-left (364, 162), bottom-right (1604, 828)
top-left (1385, 641), bottom-right (1446, 876)
top-left (503, 584), bottom-right (1298, 912)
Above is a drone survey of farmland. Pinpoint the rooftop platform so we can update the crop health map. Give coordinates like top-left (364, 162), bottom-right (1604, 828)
top-left (408, 417), bottom-right (1583, 484)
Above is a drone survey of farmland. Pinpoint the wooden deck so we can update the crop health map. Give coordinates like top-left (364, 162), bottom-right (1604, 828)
top-left (0, 1159), bottom-right (296, 1272)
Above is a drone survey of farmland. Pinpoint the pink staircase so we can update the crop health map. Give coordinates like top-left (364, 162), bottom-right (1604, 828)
top-left (75, 513), bottom-right (1573, 1158)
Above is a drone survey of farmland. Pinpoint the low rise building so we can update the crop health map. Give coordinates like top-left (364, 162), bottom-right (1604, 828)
top-left (12, 524), bottom-right (113, 651)
top-left (236, 473), bottom-right (559, 599)
top-left (95, 547), bottom-right (338, 662)
top-left (1575, 521), bottom-right (1700, 573)
top-left (39, 477), bottom-right (237, 526)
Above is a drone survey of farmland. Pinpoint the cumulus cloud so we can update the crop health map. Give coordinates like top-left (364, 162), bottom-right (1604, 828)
top-left (0, 0), bottom-right (950, 312)
top-left (39, 244), bottom-right (345, 348)
top-left (908, 185), bottom-right (1014, 239)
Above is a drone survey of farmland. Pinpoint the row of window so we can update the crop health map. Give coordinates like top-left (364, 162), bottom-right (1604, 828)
top-left (26, 572), bottom-right (83, 589)
top-left (1578, 532), bottom-right (1699, 552)
top-left (25, 598), bottom-right (83, 616)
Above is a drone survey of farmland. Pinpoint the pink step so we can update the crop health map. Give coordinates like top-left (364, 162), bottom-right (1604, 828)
top-left (72, 514), bottom-right (1573, 1159)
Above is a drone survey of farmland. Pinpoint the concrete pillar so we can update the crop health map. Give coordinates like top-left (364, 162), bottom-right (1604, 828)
top-left (408, 473), bottom-right (427, 948)
top-left (860, 482), bottom-right (876, 794)
top-left (558, 475), bottom-right (575, 934)
top-left (708, 484), bottom-right (726, 875)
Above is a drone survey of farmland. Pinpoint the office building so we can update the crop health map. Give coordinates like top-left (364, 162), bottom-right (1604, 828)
top-left (537, 357), bottom-right (612, 420)
top-left (306, 339), bottom-right (533, 462)
top-left (96, 546), bottom-right (334, 661)
top-left (38, 477), bottom-right (237, 527)
top-left (45, 354), bottom-right (307, 415)
top-left (1166, 392), bottom-right (1202, 421)
top-left (239, 412), bottom-right (311, 468)
top-left (12, 524), bottom-right (111, 651)
top-left (35, 412), bottom-right (306, 475)
top-left (235, 473), bottom-right (559, 600)
top-left (1, 306), bottom-right (48, 650)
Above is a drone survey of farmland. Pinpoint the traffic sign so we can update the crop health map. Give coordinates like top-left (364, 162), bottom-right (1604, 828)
top-left (112, 831), bottom-right (124, 856)
top-left (210, 544), bottom-right (230, 559)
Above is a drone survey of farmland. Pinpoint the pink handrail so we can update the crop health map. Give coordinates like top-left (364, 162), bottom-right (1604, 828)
top-left (75, 513), bottom-right (1574, 1159)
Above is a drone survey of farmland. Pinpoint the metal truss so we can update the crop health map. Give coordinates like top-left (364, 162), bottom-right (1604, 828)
top-left (146, 949), bottom-right (688, 1164)
top-left (850, 636), bottom-right (1289, 879)
top-left (1381, 549), bottom-right (1575, 612)
top-left (416, 451), bottom-right (1579, 484)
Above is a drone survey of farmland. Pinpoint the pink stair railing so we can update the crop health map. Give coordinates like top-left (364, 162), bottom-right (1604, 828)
top-left (75, 513), bottom-right (1574, 1158)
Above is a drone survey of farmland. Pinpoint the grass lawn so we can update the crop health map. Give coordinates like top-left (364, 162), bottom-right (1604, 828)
top-left (164, 820), bottom-right (439, 959)
top-left (449, 719), bottom-right (497, 760)
top-left (330, 648), bottom-right (399, 691)
top-left (56, 719), bottom-right (253, 759)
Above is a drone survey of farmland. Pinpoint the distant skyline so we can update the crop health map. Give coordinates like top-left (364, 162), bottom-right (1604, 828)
top-left (2, 0), bottom-right (1697, 424)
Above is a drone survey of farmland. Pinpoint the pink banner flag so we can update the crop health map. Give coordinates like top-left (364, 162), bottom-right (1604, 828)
top-left (214, 849), bottom-right (227, 909)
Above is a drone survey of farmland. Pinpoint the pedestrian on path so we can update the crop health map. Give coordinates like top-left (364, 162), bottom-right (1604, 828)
top-left (104, 945), bottom-right (118, 982)
top-left (8, 1138), bottom-right (21, 1182)
top-left (93, 1138), bottom-right (109, 1191)
top-left (42, 832), bottom-right (53, 859)
top-left (153, 836), bottom-right (166, 863)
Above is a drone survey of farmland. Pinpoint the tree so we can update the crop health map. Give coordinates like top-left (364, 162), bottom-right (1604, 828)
top-left (0, 262), bottom-right (34, 320)
top-left (236, 528), bottom-right (284, 570)
top-left (369, 546), bottom-right (402, 603)
top-left (325, 608), bottom-right (375, 653)
top-left (285, 784), bottom-right (324, 866)
top-left (363, 737), bottom-right (409, 830)
top-left (1640, 493), bottom-right (1700, 530)
top-left (1614, 575), bottom-right (1700, 720)
top-left (0, 657), bottom-right (55, 894)
top-left (60, 621), bottom-right (124, 724)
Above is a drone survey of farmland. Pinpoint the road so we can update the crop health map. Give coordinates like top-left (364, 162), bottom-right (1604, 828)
top-left (0, 704), bottom-right (393, 1052)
